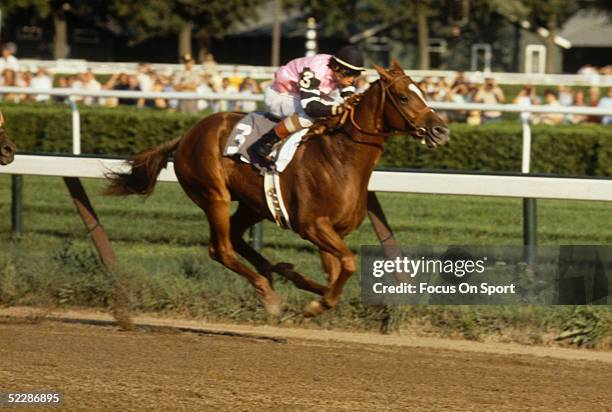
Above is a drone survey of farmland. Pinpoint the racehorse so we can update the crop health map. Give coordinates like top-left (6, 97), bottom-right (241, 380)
top-left (105, 60), bottom-right (450, 317)
top-left (0, 112), bottom-right (16, 165)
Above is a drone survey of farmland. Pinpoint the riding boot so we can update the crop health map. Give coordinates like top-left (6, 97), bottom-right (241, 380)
top-left (250, 128), bottom-right (281, 166)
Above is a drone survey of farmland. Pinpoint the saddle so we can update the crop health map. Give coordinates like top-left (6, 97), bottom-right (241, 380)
top-left (223, 112), bottom-right (307, 174)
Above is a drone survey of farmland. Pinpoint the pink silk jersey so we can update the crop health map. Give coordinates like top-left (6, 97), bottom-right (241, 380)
top-left (272, 54), bottom-right (337, 95)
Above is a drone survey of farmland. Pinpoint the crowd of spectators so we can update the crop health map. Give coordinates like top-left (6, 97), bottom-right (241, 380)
top-left (409, 71), bottom-right (612, 125)
top-left (0, 42), bottom-right (610, 125)
top-left (0, 47), bottom-right (262, 114)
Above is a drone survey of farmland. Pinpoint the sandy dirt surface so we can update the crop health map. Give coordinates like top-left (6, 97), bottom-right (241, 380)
top-left (0, 307), bottom-right (611, 411)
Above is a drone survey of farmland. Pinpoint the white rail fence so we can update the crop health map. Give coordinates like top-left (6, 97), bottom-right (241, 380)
top-left (2, 155), bottom-right (611, 202)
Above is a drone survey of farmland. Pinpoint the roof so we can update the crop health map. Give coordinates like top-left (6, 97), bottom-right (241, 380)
top-left (559, 10), bottom-right (612, 47)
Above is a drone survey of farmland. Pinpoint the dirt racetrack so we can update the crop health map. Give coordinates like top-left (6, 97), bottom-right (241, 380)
top-left (1, 308), bottom-right (611, 411)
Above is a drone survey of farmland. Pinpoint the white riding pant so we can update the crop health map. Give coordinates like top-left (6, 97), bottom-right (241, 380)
top-left (263, 86), bottom-right (313, 129)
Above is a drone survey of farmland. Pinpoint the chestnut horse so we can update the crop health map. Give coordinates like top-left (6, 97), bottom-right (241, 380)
top-left (106, 61), bottom-right (449, 317)
top-left (0, 112), bottom-right (16, 165)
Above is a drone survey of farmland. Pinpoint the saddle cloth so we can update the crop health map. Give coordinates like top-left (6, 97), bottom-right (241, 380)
top-left (223, 112), bottom-right (307, 174)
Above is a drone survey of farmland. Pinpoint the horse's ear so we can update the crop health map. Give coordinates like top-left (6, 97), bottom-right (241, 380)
top-left (389, 58), bottom-right (403, 72)
top-left (373, 63), bottom-right (393, 83)
top-left (0, 111), bottom-right (4, 127)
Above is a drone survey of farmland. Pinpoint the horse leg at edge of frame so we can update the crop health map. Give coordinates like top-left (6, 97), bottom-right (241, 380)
top-left (200, 198), bottom-right (282, 316)
top-left (230, 203), bottom-right (329, 296)
top-left (302, 217), bottom-right (356, 317)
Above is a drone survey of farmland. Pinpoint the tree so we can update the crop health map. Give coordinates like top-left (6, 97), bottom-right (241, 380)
top-left (108, 0), bottom-right (263, 62)
top-left (0, 0), bottom-right (111, 59)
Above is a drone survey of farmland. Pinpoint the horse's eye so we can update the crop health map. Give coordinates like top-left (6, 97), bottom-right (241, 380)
top-left (399, 96), bottom-right (409, 103)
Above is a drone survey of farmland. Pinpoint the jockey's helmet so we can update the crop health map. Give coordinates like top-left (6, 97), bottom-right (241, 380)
top-left (331, 46), bottom-right (365, 76)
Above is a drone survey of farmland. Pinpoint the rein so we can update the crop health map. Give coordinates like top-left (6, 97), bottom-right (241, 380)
top-left (341, 76), bottom-right (432, 141)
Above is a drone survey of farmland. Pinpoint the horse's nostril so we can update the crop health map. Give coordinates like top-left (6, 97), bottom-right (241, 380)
top-left (432, 126), bottom-right (449, 138)
top-left (2, 144), bottom-right (14, 155)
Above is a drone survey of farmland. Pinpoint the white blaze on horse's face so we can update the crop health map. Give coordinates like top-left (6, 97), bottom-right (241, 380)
top-left (406, 83), bottom-right (434, 145)
top-left (408, 83), bottom-right (430, 108)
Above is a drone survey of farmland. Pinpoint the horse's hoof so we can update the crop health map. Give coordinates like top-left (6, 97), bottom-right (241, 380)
top-left (303, 300), bottom-right (325, 318)
top-left (262, 292), bottom-right (283, 317)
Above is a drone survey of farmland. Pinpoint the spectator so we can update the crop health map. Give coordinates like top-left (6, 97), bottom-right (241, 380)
top-left (432, 78), bottom-right (450, 102)
top-left (228, 66), bottom-right (243, 90)
top-left (450, 71), bottom-right (466, 88)
top-left (598, 87), bottom-right (612, 125)
top-left (513, 85), bottom-right (537, 122)
top-left (422, 76), bottom-right (435, 98)
top-left (54, 76), bottom-right (70, 103)
top-left (137, 63), bottom-right (154, 92)
top-left (1, 69), bottom-right (20, 102)
top-left (588, 86), bottom-right (600, 106)
top-left (174, 53), bottom-right (200, 114)
top-left (30, 68), bottom-right (53, 102)
top-left (473, 77), bottom-right (505, 123)
top-left (533, 89), bottom-right (564, 125)
top-left (557, 85), bottom-right (573, 106)
top-left (70, 72), bottom-right (86, 102)
top-left (448, 83), bottom-right (469, 122)
top-left (201, 52), bottom-right (222, 90)
top-left (0, 43), bottom-right (19, 72)
top-left (587, 87), bottom-right (601, 123)
top-left (416, 80), bottom-right (427, 95)
top-left (17, 70), bottom-right (32, 88)
top-left (105, 73), bottom-right (143, 106)
top-left (195, 73), bottom-right (214, 111)
top-left (236, 77), bottom-right (259, 112)
top-left (569, 89), bottom-right (588, 124)
top-left (151, 79), bottom-right (168, 109)
top-left (82, 70), bottom-right (102, 105)
top-left (217, 77), bottom-right (238, 112)
top-left (160, 73), bottom-right (178, 111)
top-left (578, 64), bottom-right (598, 76)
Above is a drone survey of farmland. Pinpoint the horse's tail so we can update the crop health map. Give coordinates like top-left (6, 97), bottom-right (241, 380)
top-left (104, 137), bottom-right (181, 197)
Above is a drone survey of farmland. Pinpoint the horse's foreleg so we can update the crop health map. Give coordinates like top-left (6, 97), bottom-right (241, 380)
top-left (303, 217), bottom-right (356, 317)
top-left (200, 198), bottom-right (282, 316)
top-left (230, 203), bottom-right (328, 296)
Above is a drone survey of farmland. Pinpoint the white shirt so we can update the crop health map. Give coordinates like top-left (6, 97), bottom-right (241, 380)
top-left (82, 79), bottom-right (101, 105)
top-left (0, 55), bottom-right (19, 72)
top-left (137, 73), bottom-right (153, 92)
top-left (30, 74), bottom-right (53, 101)
top-left (598, 96), bottom-right (612, 125)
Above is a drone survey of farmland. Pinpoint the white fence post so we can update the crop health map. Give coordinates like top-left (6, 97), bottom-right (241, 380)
top-left (70, 99), bottom-right (81, 155)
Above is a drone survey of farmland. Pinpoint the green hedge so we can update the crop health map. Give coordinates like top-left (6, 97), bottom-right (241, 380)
top-left (2, 103), bottom-right (611, 176)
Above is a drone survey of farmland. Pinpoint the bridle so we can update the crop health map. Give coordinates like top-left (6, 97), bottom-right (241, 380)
top-left (341, 76), bottom-right (432, 140)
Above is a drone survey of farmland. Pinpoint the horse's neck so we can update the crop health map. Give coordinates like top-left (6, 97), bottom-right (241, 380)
top-left (329, 82), bottom-right (386, 178)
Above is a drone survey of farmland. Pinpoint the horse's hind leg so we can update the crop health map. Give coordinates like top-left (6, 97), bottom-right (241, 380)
top-left (199, 197), bottom-right (282, 316)
top-left (230, 203), bottom-right (328, 296)
top-left (229, 203), bottom-right (274, 283)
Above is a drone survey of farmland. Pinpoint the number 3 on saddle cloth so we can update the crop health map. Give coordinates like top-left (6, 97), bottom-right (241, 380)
top-left (222, 112), bottom-right (308, 229)
top-left (223, 112), bottom-right (307, 173)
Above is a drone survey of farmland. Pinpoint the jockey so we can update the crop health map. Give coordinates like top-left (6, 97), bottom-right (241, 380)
top-left (250, 46), bottom-right (366, 165)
